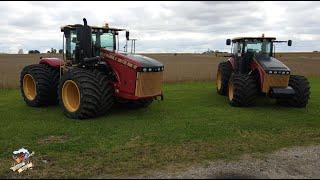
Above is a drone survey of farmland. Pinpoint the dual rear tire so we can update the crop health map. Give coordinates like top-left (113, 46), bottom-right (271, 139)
top-left (216, 61), bottom-right (257, 106)
top-left (58, 68), bottom-right (115, 119)
top-left (21, 65), bottom-right (114, 119)
top-left (20, 64), bottom-right (59, 106)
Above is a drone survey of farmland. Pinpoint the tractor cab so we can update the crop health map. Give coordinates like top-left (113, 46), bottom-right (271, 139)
top-left (61, 18), bottom-right (128, 65)
top-left (226, 35), bottom-right (292, 74)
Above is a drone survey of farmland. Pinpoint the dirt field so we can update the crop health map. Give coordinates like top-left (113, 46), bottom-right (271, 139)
top-left (1, 52), bottom-right (320, 88)
top-left (136, 145), bottom-right (320, 179)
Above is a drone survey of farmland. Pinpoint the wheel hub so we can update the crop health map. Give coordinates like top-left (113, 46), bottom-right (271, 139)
top-left (62, 80), bottom-right (80, 112)
top-left (23, 74), bottom-right (37, 101)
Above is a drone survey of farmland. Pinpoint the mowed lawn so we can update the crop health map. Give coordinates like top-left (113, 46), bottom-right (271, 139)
top-left (1, 79), bottom-right (320, 178)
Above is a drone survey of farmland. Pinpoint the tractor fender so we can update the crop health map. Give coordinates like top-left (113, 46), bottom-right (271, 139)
top-left (228, 57), bottom-right (236, 70)
top-left (251, 60), bottom-right (265, 89)
top-left (39, 58), bottom-right (64, 68)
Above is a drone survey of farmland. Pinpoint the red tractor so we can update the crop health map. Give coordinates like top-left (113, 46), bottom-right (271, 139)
top-left (216, 35), bottom-right (310, 107)
top-left (20, 18), bottom-right (164, 119)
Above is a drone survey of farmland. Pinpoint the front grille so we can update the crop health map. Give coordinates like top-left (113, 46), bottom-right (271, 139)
top-left (135, 72), bottom-right (163, 97)
top-left (262, 74), bottom-right (290, 92)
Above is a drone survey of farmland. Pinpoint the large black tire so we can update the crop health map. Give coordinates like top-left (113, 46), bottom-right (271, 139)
top-left (228, 73), bottom-right (257, 107)
top-left (277, 75), bottom-right (310, 107)
top-left (119, 98), bottom-right (153, 109)
top-left (58, 68), bottom-right (114, 119)
top-left (20, 64), bottom-right (59, 106)
top-left (48, 65), bottom-right (60, 105)
top-left (92, 69), bottom-right (115, 116)
top-left (216, 61), bottom-right (233, 95)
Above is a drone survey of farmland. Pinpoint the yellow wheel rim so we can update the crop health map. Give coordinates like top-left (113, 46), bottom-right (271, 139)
top-left (228, 82), bottom-right (234, 101)
top-left (62, 80), bottom-right (80, 112)
top-left (216, 70), bottom-right (222, 90)
top-left (23, 74), bottom-right (37, 101)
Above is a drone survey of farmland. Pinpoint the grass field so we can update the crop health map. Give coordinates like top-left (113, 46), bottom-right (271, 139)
top-left (1, 79), bottom-right (320, 178)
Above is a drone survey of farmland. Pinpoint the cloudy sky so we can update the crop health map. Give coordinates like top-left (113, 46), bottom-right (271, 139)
top-left (1, 1), bottom-right (320, 53)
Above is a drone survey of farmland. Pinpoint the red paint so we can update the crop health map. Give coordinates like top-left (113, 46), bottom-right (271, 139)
top-left (100, 49), bottom-right (162, 100)
top-left (101, 49), bottom-right (142, 68)
top-left (39, 58), bottom-right (64, 68)
top-left (107, 59), bottom-right (137, 97)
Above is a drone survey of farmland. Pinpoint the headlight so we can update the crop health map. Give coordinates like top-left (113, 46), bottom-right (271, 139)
top-left (148, 68), bottom-right (152, 72)
top-left (143, 68), bottom-right (147, 72)
top-left (268, 71), bottom-right (272, 74)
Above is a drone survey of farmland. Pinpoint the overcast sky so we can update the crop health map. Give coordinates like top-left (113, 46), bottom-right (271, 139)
top-left (1, 1), bottom-right (320, 53)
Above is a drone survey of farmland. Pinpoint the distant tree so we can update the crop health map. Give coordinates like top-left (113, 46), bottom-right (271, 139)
top-left (47, 51), bottom-right (51, 54)
top-left (59, 49), bottom-right (63, 54)
top-left (50, 48), bottom-right (57, 54)
top-left (28, 50), bottom-right (40, 54)
top-left (18, 49), bottom-right (24, 54)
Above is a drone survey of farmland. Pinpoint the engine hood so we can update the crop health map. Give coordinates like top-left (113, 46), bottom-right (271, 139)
top-left (101, 49), bottom-right (164, 72)
top-left (121, 53), bottom-right (163, 68)
top-left (255, 54), bottom-right (290, 73)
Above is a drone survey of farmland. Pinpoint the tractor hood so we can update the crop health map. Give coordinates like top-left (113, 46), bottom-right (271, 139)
top-left (121, 53), bottom-right (163, 68)
top-left (254, 54), bottom-right (290, 73)
top-left (101, 49), bottom-right (164, 72)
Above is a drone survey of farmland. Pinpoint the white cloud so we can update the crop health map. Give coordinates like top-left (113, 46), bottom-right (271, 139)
top-left (0, 1), bottom-right (320, 53)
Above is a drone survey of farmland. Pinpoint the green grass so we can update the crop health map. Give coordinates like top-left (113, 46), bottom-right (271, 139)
top-left (1, 79), bottom-right (320, 178)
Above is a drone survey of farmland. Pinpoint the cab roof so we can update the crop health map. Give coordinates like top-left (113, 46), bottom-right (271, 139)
top-left (60, 24), bottom-right (126, 32)
top-left (232, 37), bottom-right (276, 42)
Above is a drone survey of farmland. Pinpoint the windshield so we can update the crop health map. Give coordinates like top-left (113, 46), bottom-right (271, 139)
top-left (92, 32), bottom-right (115, 51)
top-left (244, 39), bottom-right (272, 55)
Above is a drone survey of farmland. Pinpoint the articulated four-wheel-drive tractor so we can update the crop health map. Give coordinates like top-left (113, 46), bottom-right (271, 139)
top-left (20, 18), bottom-right (164, 119)
top-left (216, 35), bottom-right (310, 107)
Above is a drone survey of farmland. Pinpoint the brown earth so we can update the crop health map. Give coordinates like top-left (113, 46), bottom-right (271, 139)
top-left (116, 145), bottom-right (320, 179)
top-left (1, 52), bottom-right (320, 88)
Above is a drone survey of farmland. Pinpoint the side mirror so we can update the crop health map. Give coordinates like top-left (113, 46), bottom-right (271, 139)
top-left (288, 40), bottom-right (292, 46)
top-left (226, 39), bottom-right (231, 45)
top-left (126, 31), bottom-right (130, 41)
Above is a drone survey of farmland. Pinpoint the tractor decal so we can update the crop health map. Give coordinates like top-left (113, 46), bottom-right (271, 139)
top-left (102, 50), bottom-right (138, 70)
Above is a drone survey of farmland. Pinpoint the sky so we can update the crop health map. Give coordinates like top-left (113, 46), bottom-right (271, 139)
top-left (1, 1), bottom-right (320, 54)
